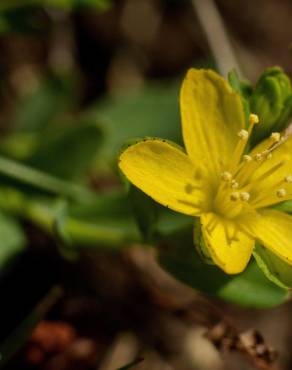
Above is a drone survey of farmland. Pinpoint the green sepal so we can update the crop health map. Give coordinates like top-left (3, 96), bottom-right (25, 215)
top-left (253, 244), bottom-right (292, 289)
top-left (228, 69), bottom-right (252, 126)
top-left (250, 66), bottom-right (292, 145)
top-left (193, 218), bottom-right (214, 265)
top-left (273, 94), bottom-right (292, 132)
top-left (272, 200), bottom-right (292, 213)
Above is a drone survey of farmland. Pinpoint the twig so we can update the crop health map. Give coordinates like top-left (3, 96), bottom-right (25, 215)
top-left (192, 0), bottom-right (241, 77)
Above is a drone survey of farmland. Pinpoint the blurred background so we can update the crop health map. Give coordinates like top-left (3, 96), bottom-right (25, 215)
top-left (0, 1), bottom-right (292, 369)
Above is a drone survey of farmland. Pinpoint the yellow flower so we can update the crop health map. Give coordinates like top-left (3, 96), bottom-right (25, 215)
top-left (118, 69), bottom-right (292, 274)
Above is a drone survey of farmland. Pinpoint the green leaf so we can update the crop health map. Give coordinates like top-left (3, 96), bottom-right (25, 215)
top-left (158, 228), bottom-right (288, 308)
top-left (43, 0), bottom-right (111, 9)
top-left (0, 286), bottom-right (62, 368)
top-left (218, 262), bottom-right (288, 307)
top-left (69, 191), bottom-right (134, 220)
top-left (253, 244), bottom-right (292, 289)
top-left (0, 0), bottom-right (111, 11)
top-left (13, 74), bottom-right (74, 133)
top-left (128, 185), bottom-right (158, 243)
top-left (156, 208), bottom-right (192, 236)
top-left (0, 212), bottom-right (26, 272)
top-left (0, 133), bottom-right (38, 161)
top-left (26, 122), bottom-right (103, 180)
top-left (125, 182), bottom-right (194, 245)
top-left (89, 82), bottom-right (181, 169)
top-left (0, 6), bottom-right (47, 34)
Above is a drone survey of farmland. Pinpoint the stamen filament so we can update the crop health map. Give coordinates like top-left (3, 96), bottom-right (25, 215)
top-left (235, 141), bottom-right (285, 187)
top-left (216, 114), bottom-right (290, 217)
top-left (228, 114), bottom-right (259, 175)
top-left (228, 131), bottom-right (249, 173)
top-left (251, 191), bottom-right (292, 209)
top-left (247, 113), bottom-right (259, 137)
top-left (240, 160), bottom-right (286, 192)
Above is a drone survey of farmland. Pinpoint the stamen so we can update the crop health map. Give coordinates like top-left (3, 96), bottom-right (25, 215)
top-left (221, 171), bottom-right (232, 182)
top-left (249, 113), bottom-right (259, 125)
top-left (237, 129), bottom-right (285, 186)
top-left (242, 160), bottom-right (286, 193)
top-left (232, 113), bottom-right (259, 173)
top-left (270, 132), bottom-right (281, 142)
top-left (277, 188), bottom-right (287, 198)
top-left (229, 130), bottom-right (251, 173)
top-left (246, 113), bottom-right (260, 142)
top-left (254, 153), bottom-right (263, 162)
top-left (252, 190), bottom-right (292, 209)
top-left (240, 192), bottom-right (250, 202)
top-left (285, 175), bottom-right (292, 183)
top-left (236, 148), bottom-right (283, 189)
top-left (229, 115), bottom-right (259, 174)
top-left (243, 155), bottom-right (252, 162)
top-left (230, 192), bottom-right (240, 201)
top-left (231, 180), bottom-right (239, 189)
top-left (237, 129), bottom-right (249, 140)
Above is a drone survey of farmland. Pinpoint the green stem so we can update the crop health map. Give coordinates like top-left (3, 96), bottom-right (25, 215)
top-left (0, 187), bottom-right (140, 248)
top-left (0, 155), bottom-right (94, 203)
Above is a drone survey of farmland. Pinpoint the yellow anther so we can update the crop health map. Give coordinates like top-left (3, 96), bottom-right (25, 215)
top-left (243, 155), bottom-right (252, 162)
top-left (255, 153), bottom-right (263, 162)
top-left (221, 171), bottom-right (232, 182)
top-left (277, 188), bottom-right (287, 198)
top-left (270, 132), bottom-right (281, 142)
top-left (266, 153), bottom-right (272, 160)
top-left (285, 175), bottom-right (292, 183)
top-left (237, 129), bottom-right (249, 140)
top-left (249, 113), bottom-right (259, 125)
top-left (231, 180), bottom-right (239, 189)
top-left (230, 192), bottom-right (240, 201)
top-left (240, 192), bottom-right (250, 202)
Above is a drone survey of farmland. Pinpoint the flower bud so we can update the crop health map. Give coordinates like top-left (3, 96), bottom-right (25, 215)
top-left (250, 67), bottom-right (292, 145)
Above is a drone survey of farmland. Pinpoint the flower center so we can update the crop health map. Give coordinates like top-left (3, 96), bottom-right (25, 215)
top-left (213, 113), bottom-right (291, 218)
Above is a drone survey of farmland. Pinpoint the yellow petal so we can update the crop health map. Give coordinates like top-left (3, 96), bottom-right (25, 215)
top-left (200, 213), bottom-right (254, 274)
top-left (243, 209), bottom-right (292, 265)
top-left (119, 139), bottom-right (210, 216)
top-left (180, 69), bottom-right (245, 181)
top-left (246, 135), bottom-right (292, 208)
